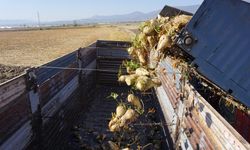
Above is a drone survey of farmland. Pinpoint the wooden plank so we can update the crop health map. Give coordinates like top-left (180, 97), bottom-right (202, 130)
top-left (0, 75), bottom-right (26, 108)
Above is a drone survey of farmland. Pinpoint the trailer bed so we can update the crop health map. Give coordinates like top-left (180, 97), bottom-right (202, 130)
top-left (28, 86), bottom-right (171, 149)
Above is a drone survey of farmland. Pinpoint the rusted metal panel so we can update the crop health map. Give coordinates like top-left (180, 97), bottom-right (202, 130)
top-left (0, 74), bottom-right (26, 108)
top-left (179, 129), bottom-right (193, 150)
top-left (63, 63), bottom-right (78, 84)
top-left (155, 86), bottom-right (177, 139)
top-left (0, 74), bottom-right (32, 149)
top-left (39, 63), bottom-right (78, 107)
top-left (36, 52), bottom-right (77, 85)
top-left (97, 58), bottom-right (125, 85)
top-left (0, 74), bottom-right (30, 146)
top-left (77, 46), bottom-right (97, 91)
top-left (0, 121), bottom-right (32, 150)
top-left (41, 75), bottom-right (79, 121)
top-left (78, 47), bottom-right (96, 68)
top-left (183, 114), bottom-right (215, 149)
top-left (29, 90), bottom-right (39, 113)
top-left (157, 59), bottom-right (182, 109)
top-left (96, 41), bottom-right (130, 59)
top-left (96, 40), bottom-right (131, 49)
top-left (39, 81), bottom-right (50, 107)
top-left (0, 93), bottom-right (30, 145)
top-left (160, 58), bottom-right (182, 90)
top-left (97, 47), bottom-right (130, 59)
top-left (185, 84), bottom-right (250, 150)
top-left (158, 71), bottom-right (179, 109)
top-left (37, 43), bottom-right (97, 123)
top-left (79, 60), bottom-right (97, 97)
top-left (82, 60), bottom-right (96, 76)
top-left (156, 58), bottom-right (250, 149)
top-left (96, 43), bottom-right (130, 85)
top-left (234, 109), bottom-right (250, 142)
top-left (39, 73), bottom-right (64, 107)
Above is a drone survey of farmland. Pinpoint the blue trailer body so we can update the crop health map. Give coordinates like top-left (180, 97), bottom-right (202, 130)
top-left (178, 0), bottom-right (250, 107)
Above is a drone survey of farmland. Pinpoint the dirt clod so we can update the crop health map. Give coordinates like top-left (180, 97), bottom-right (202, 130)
top-left (0, 64), bottom-right (29, 84)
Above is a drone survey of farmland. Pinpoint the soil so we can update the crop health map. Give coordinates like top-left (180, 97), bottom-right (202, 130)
top-left (0, 25), bottom-right (135, 67)
top-left (0, 64), bottom-right (29, 84)
top-left (0, 24), bottom-right (138, 84)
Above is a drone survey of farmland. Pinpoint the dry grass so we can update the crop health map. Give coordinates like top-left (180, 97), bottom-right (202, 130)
top-left (0, 25), bottom-right (136, 66)
top-left (115, 22), bottom-right (140, 35)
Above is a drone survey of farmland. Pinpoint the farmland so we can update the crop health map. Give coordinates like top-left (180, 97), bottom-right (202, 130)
top-left (0, 24), bottom-right (137, 66)
top-left (0, 24), bottom-right (138, 83)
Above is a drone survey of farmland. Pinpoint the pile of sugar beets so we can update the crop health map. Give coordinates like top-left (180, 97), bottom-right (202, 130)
top-left (107, 14), bottom-right (192, 149)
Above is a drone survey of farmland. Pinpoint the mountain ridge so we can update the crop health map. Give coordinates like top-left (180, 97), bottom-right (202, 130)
top-left (0, 5), bottom-right (199, 26)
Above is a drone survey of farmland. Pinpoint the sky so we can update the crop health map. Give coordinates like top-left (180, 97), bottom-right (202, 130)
top-left (0, 0), bottom-right (203, 21)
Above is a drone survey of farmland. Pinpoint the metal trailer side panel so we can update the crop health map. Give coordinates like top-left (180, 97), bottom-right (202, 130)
top-left (36, 52), bottom-right (77, 85)
top-left (155, 86), bottom-right (178, 141)
top-left (0, 121), bottom-right (32, 150)
top-left (41, 75), bottom-right (79, 122)
top-left (185, 84), bottom-right (250, 149)
top-left (0, 75), bottom-right (31, 147)
top-left (96, 47), bottom-right (129, 85)
top-left (40, 46), bottom-right (97, 120)
top-left (96, 40), bottom-right (131, 49)
top-left (234, 109), bottom-right (250, 142)
top-left (39, 63), bottom-right (78, 107)
top-left (0, 74), bottom-right (26, 108)
top-left (156, 58), bottom-right (250, 149)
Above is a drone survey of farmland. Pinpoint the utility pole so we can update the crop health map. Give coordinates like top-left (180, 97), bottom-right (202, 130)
top-left (37, 11), bottom-right (41, 30)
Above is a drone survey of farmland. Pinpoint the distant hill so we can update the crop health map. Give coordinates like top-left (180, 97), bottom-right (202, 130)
top-left (84, 10), bottom-right (160, 23)
top-left (56, 5), bottom-right (199, 25)
top-left (51, 10), bottom-right (161, 25)
top-left (0, 5), bottom-right (200, 26)
top-left (0, 10), bottom-right (161, 26)
top-left (76, 5), bottom-right (199, 24)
